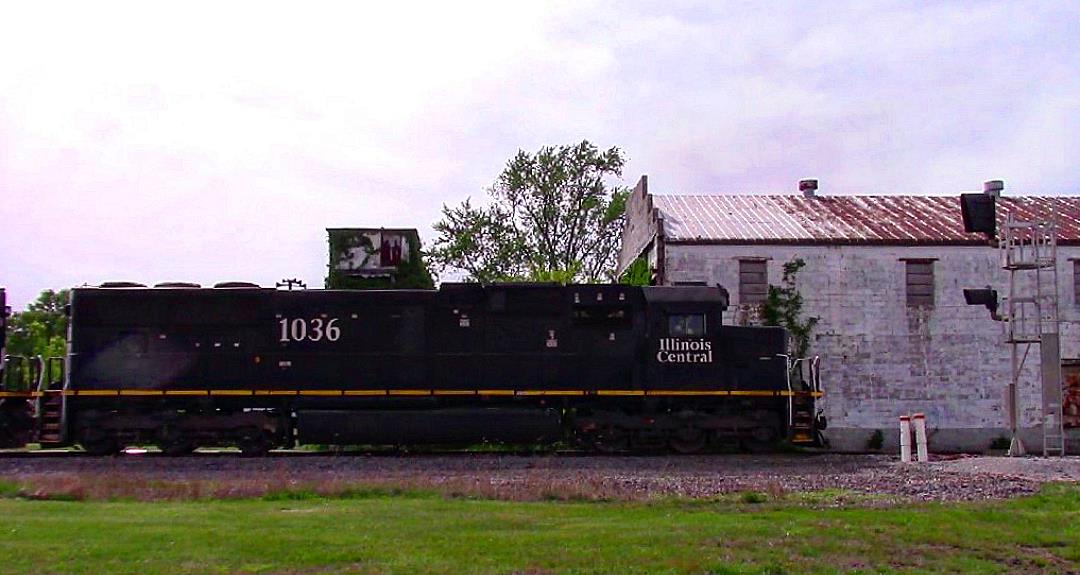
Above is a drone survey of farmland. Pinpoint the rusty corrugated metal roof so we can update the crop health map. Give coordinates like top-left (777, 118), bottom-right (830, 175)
top-left (652, 194), bottom-right (1080, 245)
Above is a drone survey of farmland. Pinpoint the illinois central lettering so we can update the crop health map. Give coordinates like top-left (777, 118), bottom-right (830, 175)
top-left (656, 338), bottom-right (713, 363)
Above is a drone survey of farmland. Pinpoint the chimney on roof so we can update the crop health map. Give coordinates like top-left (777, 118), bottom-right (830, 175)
top-left (983, 180), bottom-right (1003, 198)
top-left (799, 179), bottom-right (818, 198)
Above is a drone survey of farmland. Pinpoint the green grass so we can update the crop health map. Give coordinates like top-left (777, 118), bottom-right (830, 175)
top-left (0, 484), bottom-right (1077, 574)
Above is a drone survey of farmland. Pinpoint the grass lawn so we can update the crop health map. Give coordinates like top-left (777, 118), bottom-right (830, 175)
top-left (0, 484), bottom-right (1077, 574)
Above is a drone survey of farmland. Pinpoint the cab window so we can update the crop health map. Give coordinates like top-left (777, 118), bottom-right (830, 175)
top-left (668, 313), bottom-right (706, 336)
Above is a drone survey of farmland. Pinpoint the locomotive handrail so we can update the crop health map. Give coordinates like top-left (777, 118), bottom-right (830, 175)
top-left (1, 355), bottom-right (18, 391)
top-left (778, 354), bottom-right (823, 431)
top-left (42, 356), bottom-right (65, 392)
top-left (30, 356), bottom-right (43, 392)
top-left (35, 355), bottom-right (46, 392)
top-left (779, 354), bottom-right (819, 390)
top-left (778, 354), bottom-right (795, 428)
top-left (1, 355), bottom-right (41, 393)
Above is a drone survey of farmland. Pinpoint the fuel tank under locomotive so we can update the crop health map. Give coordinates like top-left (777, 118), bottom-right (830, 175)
top-left (298, 408), bottom-right (562, 445)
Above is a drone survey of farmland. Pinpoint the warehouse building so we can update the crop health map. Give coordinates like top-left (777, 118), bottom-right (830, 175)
top-left (618, 175), bottom-right (1080, 452)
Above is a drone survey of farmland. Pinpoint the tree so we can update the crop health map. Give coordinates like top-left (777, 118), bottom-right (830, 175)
top-left (6, 289), bottom-right (69, 361)
top-left (429, 141), bottom-right (628, 283)
top-left (618, 257), bottom-right (652, 286)
top-left (761, 259), bottom-right (819, 361)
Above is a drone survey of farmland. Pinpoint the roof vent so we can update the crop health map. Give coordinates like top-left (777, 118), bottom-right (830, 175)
top-left (799, 179), bottom-right (818, 198)
top-left (213, 282), bottom-right (260, 289)
top-left (984, 180), bottom-right (1004, 198)
top-left (154, 282), bottom-right (201, 288)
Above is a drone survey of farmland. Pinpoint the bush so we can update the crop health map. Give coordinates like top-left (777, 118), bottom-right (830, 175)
top-left (740, 491), bottom-right (767, 504)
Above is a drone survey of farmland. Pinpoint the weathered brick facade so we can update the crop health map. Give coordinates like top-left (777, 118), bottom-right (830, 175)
top-left (619, 176), bottom-right (1080, 452)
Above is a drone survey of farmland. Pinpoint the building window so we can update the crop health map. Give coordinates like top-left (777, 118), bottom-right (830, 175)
top-left (905, 259), bottom-right (935, 306)
top-left (668, 313), bottom-right (706, 336)
top-left (1074, 261), bottom-right (1080, 306)
top-left (738, 259), bottom-right (768, 304)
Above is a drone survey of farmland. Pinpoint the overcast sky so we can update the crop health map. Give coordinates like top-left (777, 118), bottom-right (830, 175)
top-left (1, 1), bottom-right (1077, 309)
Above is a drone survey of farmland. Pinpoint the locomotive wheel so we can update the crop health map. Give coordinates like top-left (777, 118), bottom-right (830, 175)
top-left (0, 402), bottom-right (33, 448)
top-left (740, 426), bottom-right (778, 453)
top-left (632, 431), bottom-right (668, 453)
top-left (593, 425), bottom-right (629, 454)
top-left (669, 427), bottom-right (707, 454)
top-left (81, 436), bottom-right (121, 456)
top-left (158, 425), bottom-right (197, 456)
top-left (158, 434), bottom-right (197, 456)
top-left (237, 428), bottom-right (272, 457)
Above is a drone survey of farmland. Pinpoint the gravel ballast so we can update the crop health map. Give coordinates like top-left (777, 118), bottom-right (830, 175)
top-left (2, 452), bottom-right (1076, 502)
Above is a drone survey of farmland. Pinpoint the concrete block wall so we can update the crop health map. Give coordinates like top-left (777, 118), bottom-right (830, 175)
top-left (664, 243), bottom-right (1080, 452)
top-left (617, 176), bottom-right (662, 276)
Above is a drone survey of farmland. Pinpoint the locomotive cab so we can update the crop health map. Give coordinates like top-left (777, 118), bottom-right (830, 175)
top-left (635, 285), bottom-right (815, 448)
top-left (642, 286), bottom-right (730, 390)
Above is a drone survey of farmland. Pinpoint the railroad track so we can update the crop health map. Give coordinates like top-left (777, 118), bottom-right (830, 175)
top-left (0, 447), bottom-right (608, 458)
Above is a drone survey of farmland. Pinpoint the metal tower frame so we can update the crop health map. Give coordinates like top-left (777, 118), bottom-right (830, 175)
top-left (1000, 213), bottom-right (1064, 456)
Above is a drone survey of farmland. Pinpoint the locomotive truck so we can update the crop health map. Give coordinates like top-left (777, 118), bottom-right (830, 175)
top-left (0, 282), bottom-right (823, 455)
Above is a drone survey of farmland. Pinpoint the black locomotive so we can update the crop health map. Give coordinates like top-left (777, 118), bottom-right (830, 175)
top-left (0, 282), bottom-right (822, 455)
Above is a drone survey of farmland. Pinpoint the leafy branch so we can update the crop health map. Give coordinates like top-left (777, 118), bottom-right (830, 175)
top-left (761, 258), bottom-right (819, 360)
top-left (429, 141), bottom-right (628, 283)
top-left (618, 257), bottom-right (652, 286)
top-left (6, 289), bottom-right (69, 360)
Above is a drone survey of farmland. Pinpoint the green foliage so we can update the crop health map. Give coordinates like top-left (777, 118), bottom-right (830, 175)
top-left (327, 231), bottom-right (376, 271)
top-left (0, 480), bottom-right (20, 498)
top-left (325, 230), bottom-right (435, 290)
top-left (429, 140), bottom-right (629, 283)
top-left (761, 259), bottom-right (819, 360)
top-left (6, 289), bottom-right (69, 360)
top-left (740, 491), bottom-right (767, 504)
top-left (618, 257), bottom-right (653, 286)
top-left (525, 262), bottom-right (581, 285)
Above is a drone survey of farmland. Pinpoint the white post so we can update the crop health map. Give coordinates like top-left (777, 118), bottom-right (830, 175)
top-left (913, 413), bottom-right (928, 463)
top-left (899, 415), bottom-right (912, 463)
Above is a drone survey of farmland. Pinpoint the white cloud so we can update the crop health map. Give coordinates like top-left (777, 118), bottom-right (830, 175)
top-left (0, 0), bottom-right (1076, 307)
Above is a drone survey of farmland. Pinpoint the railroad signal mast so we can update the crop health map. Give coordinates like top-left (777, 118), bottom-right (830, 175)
top-left (962, 180), bottom-right (1064, 456)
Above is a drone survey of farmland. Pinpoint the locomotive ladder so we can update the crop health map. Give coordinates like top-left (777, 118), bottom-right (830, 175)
top-left (37, 357), bottom-right (66, 445)
top-left (784, 355), bottom-right (821, 444)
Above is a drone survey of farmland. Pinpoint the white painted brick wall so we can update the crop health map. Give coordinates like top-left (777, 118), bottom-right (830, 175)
top-left (665, 243), bottom-right (1080, 450)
